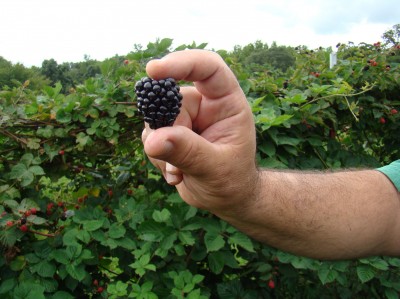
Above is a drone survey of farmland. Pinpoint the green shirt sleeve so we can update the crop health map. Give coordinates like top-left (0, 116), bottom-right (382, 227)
top-left (376, 160), bottom-right (400, 191)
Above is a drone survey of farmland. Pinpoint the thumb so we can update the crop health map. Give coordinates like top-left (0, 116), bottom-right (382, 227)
top-left (144, 126), bottom-right (218, 177)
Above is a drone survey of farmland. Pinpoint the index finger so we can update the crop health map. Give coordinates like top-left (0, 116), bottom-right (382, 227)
top-left (146, 49), bottom-right (241, 100)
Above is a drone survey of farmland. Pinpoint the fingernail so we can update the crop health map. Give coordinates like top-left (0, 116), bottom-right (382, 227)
top-left (166, 162), bottom-right (179, 174)
top-left (164, 140), bottom-right (174, 154)
top-left (165, 172), bottom-right (179, 185)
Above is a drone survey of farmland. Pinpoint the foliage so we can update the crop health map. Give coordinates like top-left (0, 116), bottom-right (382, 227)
top-left (0, 25), bottom-right (400, 299)
top-left (232, 41), bottom-right (296, 72)
top-left (41, 58), bottom-right (101, 93)
top-left (0, 57), bottom-right (49, 91)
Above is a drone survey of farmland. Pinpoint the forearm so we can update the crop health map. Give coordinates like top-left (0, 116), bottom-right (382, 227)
top-left (217, 169), bottom-right (400, 260)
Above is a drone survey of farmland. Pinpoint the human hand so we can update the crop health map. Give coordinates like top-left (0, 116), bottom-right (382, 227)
top-left (141, 50), bottom-right (258, 215)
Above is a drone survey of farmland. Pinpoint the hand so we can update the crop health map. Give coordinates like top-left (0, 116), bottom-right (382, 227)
top-left (141, 50), bottom-right (258, 215)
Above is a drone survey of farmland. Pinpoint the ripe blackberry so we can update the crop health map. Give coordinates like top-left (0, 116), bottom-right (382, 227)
top-left (135, 77), bottom-right (183, 129)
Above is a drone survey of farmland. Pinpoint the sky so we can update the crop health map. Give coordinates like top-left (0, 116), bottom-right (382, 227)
top-left (0, 0), bottom-right (398, 67)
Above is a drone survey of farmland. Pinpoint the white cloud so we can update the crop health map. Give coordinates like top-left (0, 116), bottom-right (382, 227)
top-left (0, 0), bottom-right (397, 66)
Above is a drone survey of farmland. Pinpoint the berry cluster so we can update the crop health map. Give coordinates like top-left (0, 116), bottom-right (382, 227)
top-left (135, 77), bottom-right (183, 129)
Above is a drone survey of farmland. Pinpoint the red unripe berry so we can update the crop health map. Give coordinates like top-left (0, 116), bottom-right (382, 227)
top-left (123, 59), bottom-right (129, 65)
top-left (93, 279), bottom-right (99, 286)
top-left (46, 210), bottom-right (52, 216)
top-left (6, 221), bottom-right (13, 227)
top-left (83, 194), bottom-right (88, 200)
top-left (78, 197), bottom-right (84, 203)
top-left (30, 207), bottom-right (37, 215)
top-left (108, 189), bottom-right (113, 197)
top-left (97, 287), bottom-right (104, 293)
top-left (379, 117), bottom-right (386, 124)
top-left (20, 224), bottom-right (28, 232)
top-left (127, 189), bottom-right (133, 195)
top-left (268, 279), bottom-right (275, 289)
top-left (390, 108), bottom-right (398, 115)
top-left (59, 150), bottom-right (65, 155)
top-left (24, 210), bottom-right (31, 217)
top-left (47, 203), bottom-right (54, 210)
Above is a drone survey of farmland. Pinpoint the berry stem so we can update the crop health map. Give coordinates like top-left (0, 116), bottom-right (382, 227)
top-left (28, 229), bottom-right (56, 238)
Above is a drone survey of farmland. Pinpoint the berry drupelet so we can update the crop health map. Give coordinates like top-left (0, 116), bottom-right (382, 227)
top-left (135, 77), bottom-right (183, 129)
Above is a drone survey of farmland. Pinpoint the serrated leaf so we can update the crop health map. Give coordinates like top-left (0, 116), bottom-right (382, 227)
top-left (178, 231), bottom-right (195, 246)
top-left (356, 264), bottom-right (375, 283)
top-left (152, 208), bottom-right (171, 223)
top-left (51, 249), bottom-right (69, 264)
top-left (20, 153), bottom-right (34, 167)
top-left (318, 267), bottom-right (338, 284)
top-left (66, 264), bottom-right (86, 281)
top-left (14, 282), bottom-right (45, 299)
top-left (32, 260), bottom-right (56, 278)
top-left (29, 165), bottom-right (45, 176)
top-left (66, 245), bottom-right (82, 260)
top-left (228, 232), bottom-right (254, 252)
top-left (83, 219), bottom-right (105, 231)
top-left (108, 223), bottom-right (126, 239)
top-left (76, 230), bottom-right (91, 244)
top-left (63, 228), bottom-right (79, 246)
top-left (204, 232), bottom-right (225, 252)
top-left (208, 252), bottom-right (225, 274)
top-left (26, 138), bottom-right (41, 149)
top-left (160, 232), bottom-right (177, 250)
top-left (10, 164), bottom-right (34, 186)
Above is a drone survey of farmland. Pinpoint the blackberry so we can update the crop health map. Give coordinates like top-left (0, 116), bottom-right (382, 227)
top-left (135, 77), bottom-right (183, 129)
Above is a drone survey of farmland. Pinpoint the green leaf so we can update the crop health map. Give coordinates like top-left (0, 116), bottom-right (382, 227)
top-left (284, 93), bottom-right (307, 104)
top-left (360, 257), bottom-right (389, 270)
top-left (178, 231), bottom-right (196, 246)
top-left (66, 263), bottom-right (87, 281)
top-left (14, 282), bottom-right (45, 299)
top-left (258, 141), bottom-right (276, 157)
top-left (0, 278), bottom-right (16, 294)
top-left (10, 164), bottom-right (34, 186)
top-left (108, 223), bottom-right (126, 239)
top-left (385, 288), bottom-right (399, 299)
top-left (28, 165), bottom-right (45, 176)
top-left (276, 136), bottom-right (302, 146)
top-left (20, 153), bottom-right (34, 167)
top-left (208, 252), bottom-right (225, 274)
top-left (66, 245), bottom-right (83, 260)
top-left (356, 264), bottom-right (375, 283)
top-left (27, 138), bottom-right (41, 149)
top-left (51, 291), bottom-right (75, 299)
top-left (29, 216), bottom-right (47, 225)
top-left (228, 232), bottom-right (254, 252)
top-left (271, 114), bottom-right (293, 126)
top-left (56, 109), bottom-right (71, 123)
top-left (62, 228), bottom-right (79, 246)
top-left (83, 219), bottom-right (105, 231)
top-left (10, 255), bottom-right (26, 271)
top-left (152, 208), bottom-right (171, 223)
top-left (50, 250), bottom-right (69, 264)
top-left (32, 260), bottom-right (56, 278)
top-left (76, 230), bottom-right (91, 244)
top-left (317, 267), bottom-right (338, 284)
top-left (160, 232), bottom-right (177, 250)
top-left (204, 231), bottom-right (225, 252)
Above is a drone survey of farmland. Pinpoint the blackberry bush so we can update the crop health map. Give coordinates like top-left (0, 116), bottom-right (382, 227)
top-left (135, 77), bottom-right (183, 129)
